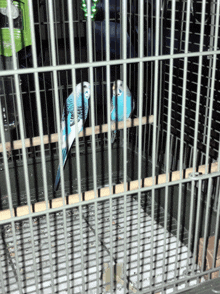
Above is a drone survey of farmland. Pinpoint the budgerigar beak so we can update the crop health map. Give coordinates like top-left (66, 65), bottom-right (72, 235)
top-left (112, 84), bottom-right (115, 91)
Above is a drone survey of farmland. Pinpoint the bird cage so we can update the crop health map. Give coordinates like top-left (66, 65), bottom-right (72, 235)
top-left (0, 0), bottom-right (220, 293)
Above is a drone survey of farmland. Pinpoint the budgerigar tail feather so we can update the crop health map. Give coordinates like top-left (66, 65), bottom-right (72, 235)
top-left (54, 147), bottom-right (68, 191)
top-left (111, 130), bottom-right (117, 143)
top-left (54, 166), bottom-right (61, 191)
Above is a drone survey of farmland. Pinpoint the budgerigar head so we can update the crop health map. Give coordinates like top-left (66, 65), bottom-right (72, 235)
top-left (112, 80), bottom-right (131, 97)
top-left (112, 80), bottom-right (123, 96)
top-left (76, 82), bottom-right (91, 100)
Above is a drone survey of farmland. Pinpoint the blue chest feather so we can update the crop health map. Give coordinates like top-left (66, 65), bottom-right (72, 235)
top-left (111, 93), bottom-right (132, 122)
top-left (62, 93), bottom-right (88, 137)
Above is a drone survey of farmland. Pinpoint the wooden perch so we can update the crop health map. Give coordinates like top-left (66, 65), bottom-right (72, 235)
top-left (0, 161), bottom-right (219, 221)
top-left (0, 115), bottom-right (154, 153)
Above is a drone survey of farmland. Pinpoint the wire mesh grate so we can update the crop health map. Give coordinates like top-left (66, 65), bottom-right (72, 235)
top-left (0, 193), bottom-right (201, 294)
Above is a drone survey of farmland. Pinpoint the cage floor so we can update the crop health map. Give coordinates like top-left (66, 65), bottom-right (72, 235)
top-left (0, 194), bottom-right (200, 294)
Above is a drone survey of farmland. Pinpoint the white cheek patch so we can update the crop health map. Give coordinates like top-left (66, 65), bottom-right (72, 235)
top-left (84, 91), bottom-right (90, 99)
top-left (113, 89), bottom-right (122, 97)
top-left (117, 89), bottom-right (122, 96)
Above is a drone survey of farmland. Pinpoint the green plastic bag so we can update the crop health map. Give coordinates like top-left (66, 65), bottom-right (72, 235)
top-left (0, 0), bottom-right (32, 56)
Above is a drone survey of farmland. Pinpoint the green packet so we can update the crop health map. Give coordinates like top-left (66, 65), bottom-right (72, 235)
top-left (0, 0), bottom-right (32, 56)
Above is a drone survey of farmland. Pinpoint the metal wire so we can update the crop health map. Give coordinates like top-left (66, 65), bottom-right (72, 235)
top-left (122, 0), bottom-right (128, 292)
top-left (105, 0), bottom-right (114, 292)
top-left (47, 2), bottom-right (71, 293)
top-left (1, 49), bottom-right (220, 77)
top-left (136, 0), bottom-right (144, 291)
top-left (162, 0), bottom-right (176, 289)
top-left (149, 0), bottom-right (160, 289)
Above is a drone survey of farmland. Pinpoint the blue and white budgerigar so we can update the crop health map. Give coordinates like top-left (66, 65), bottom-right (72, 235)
top-left (54, 82), bottom-right (91, 191)
top-left (111, 80), bottom-right (134, 143)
